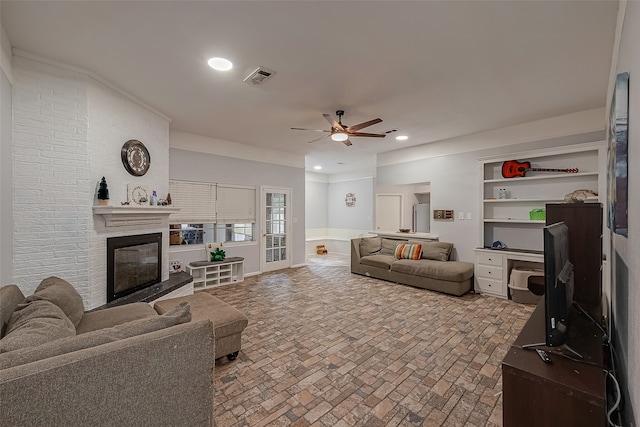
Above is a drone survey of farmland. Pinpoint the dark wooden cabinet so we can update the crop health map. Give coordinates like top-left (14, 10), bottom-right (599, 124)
top-left (502, 302), bottom-right (606, 427)
top-left (545, 203), bottom-right (603, 314)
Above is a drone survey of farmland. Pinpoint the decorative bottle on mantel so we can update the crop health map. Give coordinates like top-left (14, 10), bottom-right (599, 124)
top-left (151, 190), bottom-right (158, 206)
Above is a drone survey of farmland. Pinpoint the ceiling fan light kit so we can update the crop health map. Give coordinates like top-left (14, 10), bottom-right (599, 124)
top-left (331, 132), bottom-right (349, 142)
top-left (291, 110), bottom-right (386, 146)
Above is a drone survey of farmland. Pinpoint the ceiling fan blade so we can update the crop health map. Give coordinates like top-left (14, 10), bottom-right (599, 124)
top-left (347, 118), bottom-right (382, 132)
top-left (348, 132), bottom-right (386, 138)
top-left (323, 113), bottom-right (344, 131)
top-left (307, 135), bottom-right (329, 144)
top-left (291, 127), bottom-right (330, 132)
top-left (342, 139), bottom-right (353, 146)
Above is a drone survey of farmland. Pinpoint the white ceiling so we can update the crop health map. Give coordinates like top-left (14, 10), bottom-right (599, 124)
top-left (1, 1), bottom-right (618, 175)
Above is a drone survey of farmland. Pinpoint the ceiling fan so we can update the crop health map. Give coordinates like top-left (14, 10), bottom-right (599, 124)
top-left (291, 110), bottom-right (386, 146)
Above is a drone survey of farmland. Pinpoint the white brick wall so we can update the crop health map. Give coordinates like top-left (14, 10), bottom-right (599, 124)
top-left (12, 56), bottom-right (170, 309)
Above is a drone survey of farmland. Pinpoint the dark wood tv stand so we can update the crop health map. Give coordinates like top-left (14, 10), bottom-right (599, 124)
top-left (502, 301), bottom-right (606, 426)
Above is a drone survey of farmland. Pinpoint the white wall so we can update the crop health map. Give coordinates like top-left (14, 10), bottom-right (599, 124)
top-left (0, 23), bottom-right (12, 284)
top-left (328, 177), bottom-right (374, 232)
top-left (168, 141), bottom-right (306, 273)
top-left (305, 172), bottom-right (328, 231)
top-left (608, 2), bottom-right (639, 424)
top-left (11, 55), bottom-right (170, 309)
top-left (305, 171), bottom-right (376, 256)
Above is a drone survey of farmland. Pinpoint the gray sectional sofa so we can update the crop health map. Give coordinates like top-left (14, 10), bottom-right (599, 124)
top-left (351, 237), bottom-right (474, 296)
top-left (0, 277), bottom-right (215, 426)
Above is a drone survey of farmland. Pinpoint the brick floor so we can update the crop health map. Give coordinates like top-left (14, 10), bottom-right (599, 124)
top-left (206, 264), bottom-right (534, 426)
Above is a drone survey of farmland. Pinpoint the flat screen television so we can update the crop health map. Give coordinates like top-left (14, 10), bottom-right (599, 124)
top-left (543, 221), bottom-right (580, 357)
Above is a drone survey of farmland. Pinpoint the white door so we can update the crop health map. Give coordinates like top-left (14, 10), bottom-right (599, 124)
top-left (375, 194), bottom-right (403, 231)
top-left (261, 187), bottom-right (291, 272)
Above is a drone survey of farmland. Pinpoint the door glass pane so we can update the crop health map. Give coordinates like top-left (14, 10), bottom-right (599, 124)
top-left (264, 190), bottom-right (288, 265)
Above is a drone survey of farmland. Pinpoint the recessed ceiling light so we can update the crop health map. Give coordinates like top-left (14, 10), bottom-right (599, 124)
top-left (396, 135), bottom-right (409, 141)
top-left (207, 57), bottom-right (233, 71)
top-left (313, 165), bottom-right (322, 170)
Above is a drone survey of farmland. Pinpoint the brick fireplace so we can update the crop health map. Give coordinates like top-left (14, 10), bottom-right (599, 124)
top-left (11, 54), bottom-right (171, 309)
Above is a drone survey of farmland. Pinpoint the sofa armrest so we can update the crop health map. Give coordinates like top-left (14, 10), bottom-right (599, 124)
top-left (0, 320), bottom-right (214, 427)
top-left (351, 238), bottom-right (363, 271)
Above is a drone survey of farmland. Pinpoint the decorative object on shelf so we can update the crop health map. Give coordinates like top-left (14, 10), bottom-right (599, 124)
top-left (564, 189), bottom-right (598, 203)
top-left (169, 260), bottom-right (182, 273)
top-left (97, 177), bottom-right (109, 206)
top-left (492, 240), bottom-right (508, 249)
top-left (151, 190), bottom-right (158, 206)
top-left (398, 228), bottom-right (411, 233)
top-left (607, 72), bottom-right (629, 237)
top-left (206, 243), bottom-right (226, 261)
top-left (121, 139), bottom-right (150, 176)
top-left (210, 248), bottom-right (226, 262)
top-left (166, 193), bottom-right (172, 205)
top-left (316, 245), bottom-right (328, 255)
top-left (345, 193), bottom-right (356, 207)
top-left (128, 183), bottom-right (150, 206)
top-left (529, 209), bottom-right (546, 220)
top-left (501, 160), bottom-right (579, 178)
top-left (498, 188), bottom-right (508, 199)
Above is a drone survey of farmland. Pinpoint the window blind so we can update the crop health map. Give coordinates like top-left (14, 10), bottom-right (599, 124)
top-left (169, 180), bottom-right (216, 223)
top-left (216, 184), bottom-right (256, 223)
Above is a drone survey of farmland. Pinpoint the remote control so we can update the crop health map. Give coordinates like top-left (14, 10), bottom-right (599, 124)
top-left (536, 349), bottom-right (552, 363)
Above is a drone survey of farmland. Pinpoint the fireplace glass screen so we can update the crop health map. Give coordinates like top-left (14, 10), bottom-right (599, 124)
top-left (107, 233), bottom-right (162, 302)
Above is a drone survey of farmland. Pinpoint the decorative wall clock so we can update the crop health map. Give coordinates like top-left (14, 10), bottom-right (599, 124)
top-left (121, 139), bottom-right (150, 176)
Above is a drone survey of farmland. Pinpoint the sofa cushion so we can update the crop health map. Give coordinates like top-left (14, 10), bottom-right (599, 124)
top-left (24, 277), bottom-right (85, 327)
top-left (359, 237), bottom-right (381, 256)
top-left (0, 285), bottom-right (25, 338)
top-left (380, 238), bottom-right (402, 256)
top-left (0, 300), bottom-right (76, 353)
top-left (76, 302), bottom-right (159, 334)
top-left (414, 241), bottom-right (453, 261)
top-left (360, 254), bottom-right (397, 270)
top-left (391, 259), bottom-right (474, 282)
top-left (395, 243), bottom-right (423, 260)
top-left (0, 302), bottom-right (191, 369)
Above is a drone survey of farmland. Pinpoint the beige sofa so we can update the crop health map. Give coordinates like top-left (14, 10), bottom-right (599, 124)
top-left (0, 278), bottom-right (215, 426)
top-left (351, 237), bottom-right (474, 296)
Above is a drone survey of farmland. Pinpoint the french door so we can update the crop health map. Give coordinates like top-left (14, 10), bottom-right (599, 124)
top-left (261, 187), bottom-right (291, 272)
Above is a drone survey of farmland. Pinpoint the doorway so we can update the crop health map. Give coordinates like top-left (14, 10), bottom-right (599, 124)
top-left (261, 187), bottom-right (291, 272)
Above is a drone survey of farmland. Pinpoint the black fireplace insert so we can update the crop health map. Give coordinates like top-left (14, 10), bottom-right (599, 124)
top-left (107, 233), bottom-right (162, 302)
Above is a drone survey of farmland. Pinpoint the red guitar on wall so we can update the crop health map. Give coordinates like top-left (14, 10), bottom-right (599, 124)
top-left (501, 160), bottom-right (579, 178)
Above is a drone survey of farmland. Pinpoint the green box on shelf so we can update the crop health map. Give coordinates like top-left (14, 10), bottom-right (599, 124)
top-left (529, 209), bottom-right (546, 221)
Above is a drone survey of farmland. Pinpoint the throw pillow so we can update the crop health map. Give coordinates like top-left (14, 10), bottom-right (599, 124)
top-left (0, 302), bottom-right (191, 369)
top-left (394, 243), bottom-right (423, 260)
top-left (420, 242), bottom-right (453, 261)
top-left (0, 284), bottom-right (25, 338)
top-left (24, 277), bottom-right (85, 327)
top-left (380, 238), bottom-right (400, 256)
top-left (0, 299), bottom-right (75, 354)
top-left (359, 237), bottom-right (381, 256)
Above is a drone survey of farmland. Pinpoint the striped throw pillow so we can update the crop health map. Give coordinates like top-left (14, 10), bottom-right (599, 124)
top-left (394, 243), bottom-right (423, 260)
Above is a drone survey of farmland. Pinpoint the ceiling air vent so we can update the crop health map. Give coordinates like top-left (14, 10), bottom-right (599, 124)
top-left (243, 66), bottom-right (275, 86)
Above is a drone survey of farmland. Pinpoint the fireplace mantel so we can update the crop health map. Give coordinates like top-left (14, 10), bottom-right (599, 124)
top-left (93, 205), bottom-right (180, 228)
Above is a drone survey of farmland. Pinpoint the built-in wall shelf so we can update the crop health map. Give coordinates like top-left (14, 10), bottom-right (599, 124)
top-left (93, 205), bottom-right (180, 228)
top-left (483, 171), bottom-right (598, 184)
